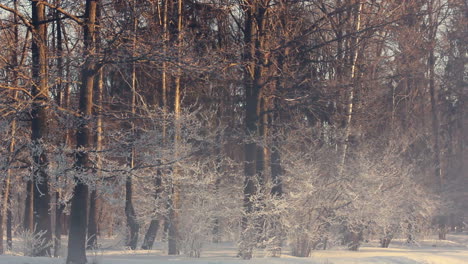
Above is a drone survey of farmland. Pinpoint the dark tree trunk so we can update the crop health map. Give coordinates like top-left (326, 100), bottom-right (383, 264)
top-left (67, 182), bottom-right (89, 264)
top-left (239, 1), bottom-right (266, 259)
top-left (6, 194), bottom-right (12, 250)
top-left (66, 1), bottom-right (98, 263)
top-left (167, 202), bottom-right (178, 255)
top-left (270, 144), bottom-right (283, 195)
top-left (270, 98), bottom-right (283, 197)
top-left (124, 3), bottom-right (141, 250)
top-left (141, 173), bottom-right (162, 250)
top-left (0, 108), bottom-right (14, 256)
top-left (291, 235), bottom-right (312, 257)
top-left (54, 201), bottom-right (65, 257)
top-left (438, 216), bottom-right (447, 240)
top-left (0, 193), bottom-right (5, 254)
top-left (24, 180), bottom-right (34, 232)
top-left (53, 2), bottom-right (65, 256)
top-left (380, 236), bottom-right (393, 248)
top-left (125, 175), bottom-right (139, 250)
top-left (141, 220), bottom-right (159, 250)
top-left (168, 0), bottom-right (184, 255)
top-left (269, 97), bottom-right (283, 257)
top-left (62, 214), bottom-right (69, 235)
top-left (212, 175), bottom-right (221, 244)
top-left (87, 190), bottom-right (98, 249)
top-left (0, 0), bottom-right (19, 254)
top-left (87, 6), bottom-right (103, 247)
top-left (212, 217), bottom-right (220, 244)
top-left (428, 0), bottom-right (442, 191)
top-left (346, 231), bottom-right (363, 251)
top-left (31, 0), bottom-right (52, 256)
top-left (407, 223), bottom-right (414, 244)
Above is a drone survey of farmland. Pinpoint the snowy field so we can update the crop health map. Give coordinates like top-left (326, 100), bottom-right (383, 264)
top-left (1, 234), bottom-right (467, 264)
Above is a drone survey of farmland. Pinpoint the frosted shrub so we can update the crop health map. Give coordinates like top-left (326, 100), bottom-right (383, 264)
top-left (281, 144), bottom-right (335, 256)
top-left (237, 182), bottom-right (287, 258)
top-left (178, 172), bottom-right (221, 257)
top-left (17, 227), bottom-right (52, 256)
top-left (178, 202), bottom-right (210, 258)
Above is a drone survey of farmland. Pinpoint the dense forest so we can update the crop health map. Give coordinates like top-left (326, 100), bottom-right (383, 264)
top-left (0, 0), bottom-right (466, 264)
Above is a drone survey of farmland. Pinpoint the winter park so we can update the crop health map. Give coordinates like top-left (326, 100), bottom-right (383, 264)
top-left (0, 0), bottom-right (467, 263)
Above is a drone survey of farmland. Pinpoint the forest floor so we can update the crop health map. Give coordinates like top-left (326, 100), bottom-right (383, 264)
top-left (1, 233), bottom-right (467, 264)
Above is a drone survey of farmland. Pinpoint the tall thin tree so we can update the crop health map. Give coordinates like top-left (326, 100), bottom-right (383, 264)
top-left (31, 0), bottom-right (52, 256)
top-left (67, 1), bottom-right (98, 263)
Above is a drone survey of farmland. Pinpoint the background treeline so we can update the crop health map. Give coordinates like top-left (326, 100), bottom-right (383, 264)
top-left (0, 0), bottom-right (466, 263)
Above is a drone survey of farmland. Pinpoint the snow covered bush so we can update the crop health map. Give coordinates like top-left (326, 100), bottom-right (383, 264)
top-left (17, 227), bottom-right (52, 257)
top-left (275, 125), bottom-right (438, 253)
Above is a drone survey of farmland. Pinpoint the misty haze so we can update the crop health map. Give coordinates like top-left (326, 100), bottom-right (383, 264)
top-left (0, 0), bottom-right (466, 264)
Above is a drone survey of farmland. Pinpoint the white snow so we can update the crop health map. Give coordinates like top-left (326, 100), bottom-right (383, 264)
top-left (1, 234), bottom-right (467, 264)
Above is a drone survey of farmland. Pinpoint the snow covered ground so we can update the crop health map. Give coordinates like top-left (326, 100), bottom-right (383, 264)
top-left (1, 234), bottom-right (467, 264)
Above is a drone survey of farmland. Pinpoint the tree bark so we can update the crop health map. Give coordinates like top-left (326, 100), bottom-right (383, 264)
top-left (67, 1), bottom-right (98, 263)
top-left (31, 0), bottom-right (52, 256)
top-left (168, 0), bottom-right (183, 255)
top-left (141, 220), bottom-right (160, 250)
top-left (86, 72), bottom-right (102, 250)
top-left (125, 172), bottom-right (139, 250)
top-left (0, 0), bottom-right (19, 254)
top-left (339, 0), bottom-right (363, 174)
top-left (6, 195), bottom-right (12, 250)
top-left (87, 190), bottom-right (99, 249)
top-left (141, 172), bottom-right (162, 250)
top-left (1, 120), bottom-right (16, 254)
top-left (125, 9), bottom-right (140, 250)
top-left (141, 219), bottom-right (160, 250)
top-left (24, 181), bottom-right (34, 232)
top-left (240, 1), bottom-right (267, 259)
top-left (428, 0), bottom-right (443, 191)
top-left (53, 1), bottom-right (65, 256)
top-left (87, 21), bottom-right (104, 249)
top-left (380, 235), bottom-right (393, 248)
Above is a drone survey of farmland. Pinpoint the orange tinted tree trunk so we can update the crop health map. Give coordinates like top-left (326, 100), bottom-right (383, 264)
top-left (31, 0), bottom-right (52, 256)
top-left (67, 1), bottom-right (98, 263)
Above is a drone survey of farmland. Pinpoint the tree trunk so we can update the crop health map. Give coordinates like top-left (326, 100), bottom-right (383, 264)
top-left (428, 0), bottom-right (442, 190)
top-left (339, 1), bottom-right (363, 174)
top-left (270, 132), bottom-right (283, 196)
top-left (427, 0), bottom-right (445, 240)
top-left (168, 0), bottom-right (183, 255)
top-left (291, 234), bottom-right (312, 257)
top-left (141, 0), bottom-right (168, 250)
top-left (0, 0), bottom-right (19, 254)
top-left (380, 235), bottom-right (393, 248)
top-left (125, 11), bottom-right (140, 250)
top-left (141, 172), bottom-right (162, 250)
top-left (125, 173), bottom-right (139, 250)
top-left (87, 59), bottom-right (103, 251)
top-left (31, 0), bottom-right (52, 256)
top-left (269, 97), bottom-right (283, 257)
top-left (53, 1), bottom-right (65, 256)
top-left (6, 195), bottom-right (12, 250)
top-left (67, 1), bottom-right (98, 263)
top-left (24, 181), bottom-right (34, 232)
top-left (87, 190), bottom-right (99, 249)
top-left (212, 145), bottom-right (223, 244)
top-left (141, 220), bottom-right (160, 250)
top-left (347, 231), bottom-right (362, 251)
top-left (239, 1), bottom-right (266, 259)
top-left (54, 201), bottom-right (65, 257)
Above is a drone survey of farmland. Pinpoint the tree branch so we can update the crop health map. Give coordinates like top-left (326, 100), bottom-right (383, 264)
top-left (0, 4), bottom-right (33, 29)
top-left (38, 1), bottom-right (84, 25)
